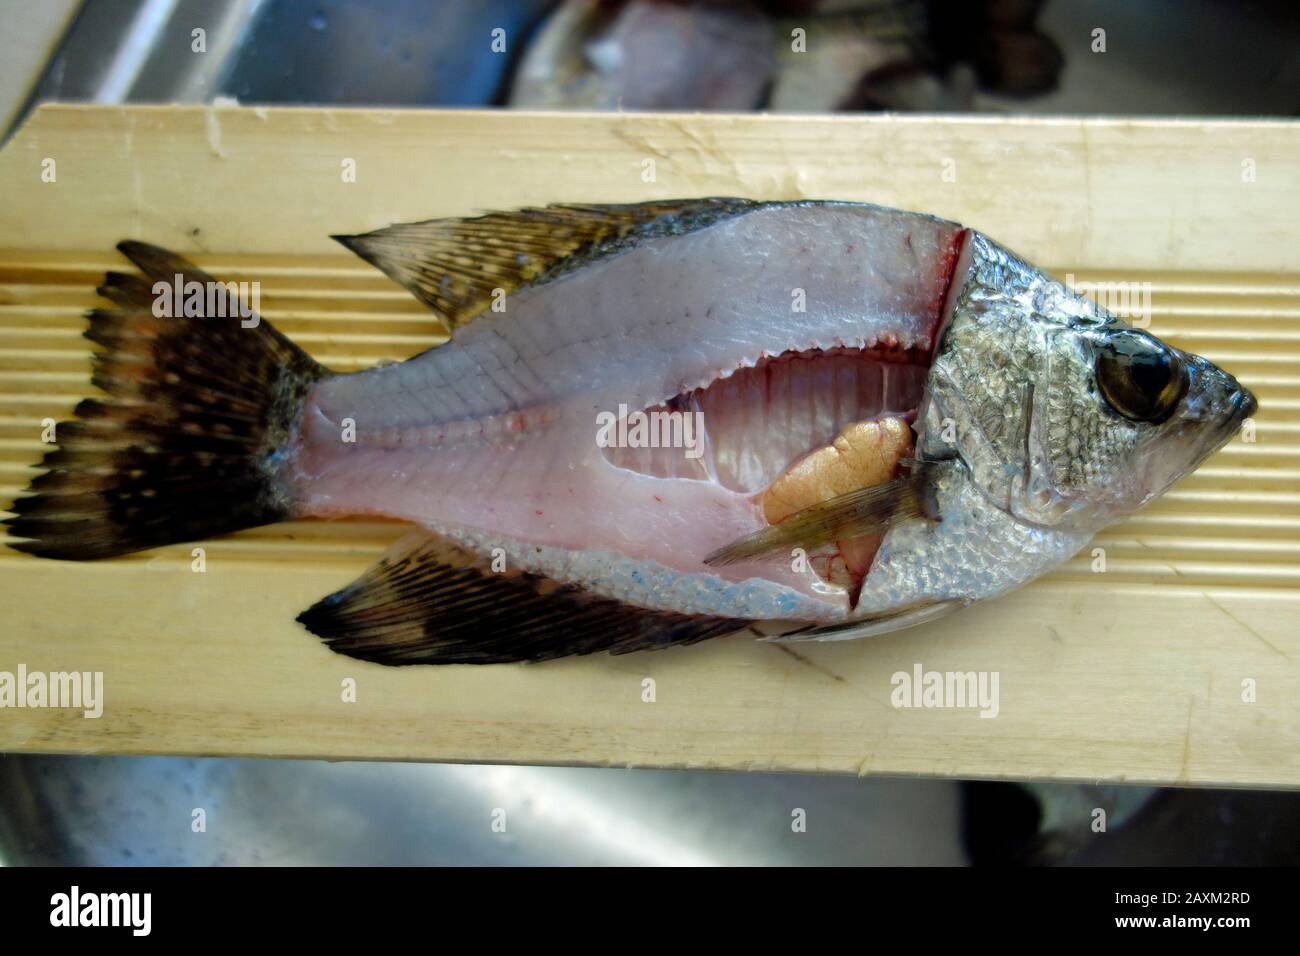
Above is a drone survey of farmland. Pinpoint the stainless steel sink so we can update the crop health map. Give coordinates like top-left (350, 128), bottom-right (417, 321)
top-left (13, 0), bottom-right (558, 130)
top-left (0, 754), bottom-right (966, 865)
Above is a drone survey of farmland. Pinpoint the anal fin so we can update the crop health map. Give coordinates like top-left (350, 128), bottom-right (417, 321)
top-left (704, 459), bottom-right (941, 567)
top-left (298, 531), bottom-right (750, 665)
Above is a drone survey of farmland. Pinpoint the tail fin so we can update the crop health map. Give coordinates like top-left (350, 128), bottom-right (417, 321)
top-left (5, 241), bottom-right (327, 560)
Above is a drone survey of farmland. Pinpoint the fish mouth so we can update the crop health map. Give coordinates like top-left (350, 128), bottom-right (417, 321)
top-left (1208, 375), bottom-right (1256, 447)
top-left (1231, 385), bottom-right (1258, 426)
top-left (1139, 371), bottom-right (1256, 507)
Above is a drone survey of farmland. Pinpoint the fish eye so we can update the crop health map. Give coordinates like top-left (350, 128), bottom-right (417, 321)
top-left (1095, 330), bottom-right (1188, 424)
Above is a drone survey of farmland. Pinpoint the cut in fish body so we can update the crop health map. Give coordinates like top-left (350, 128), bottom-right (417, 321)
top-left (294, 201), bottom-right (962, 623)
top-left (9, 199), bottom-right (1257, 664)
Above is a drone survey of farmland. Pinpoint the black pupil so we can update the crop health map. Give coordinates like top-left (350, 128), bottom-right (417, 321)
top-left (1098, 331), bottom-right (1184, 423)
top-left (1118, 338), bottom-right (1173, 395)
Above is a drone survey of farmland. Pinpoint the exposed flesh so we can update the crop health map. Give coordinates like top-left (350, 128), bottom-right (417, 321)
top-left (603, 351), bottom-right (922, 597)
top-left (288, 203), bottom-right (966, 617)
top-left (602, 347), bottom-right (925, 491)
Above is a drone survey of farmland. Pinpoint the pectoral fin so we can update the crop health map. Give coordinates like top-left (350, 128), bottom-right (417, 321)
top-left (704, 459), bottom-right (940, 567)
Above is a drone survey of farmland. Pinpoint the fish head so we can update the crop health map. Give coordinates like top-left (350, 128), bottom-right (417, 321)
top-left (921, 233), bottom-right (1256, 533)
top-left (1075, 328), bottom-right (1255, 520)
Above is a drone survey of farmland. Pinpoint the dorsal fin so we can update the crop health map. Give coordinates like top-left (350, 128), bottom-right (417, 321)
top-left (331, 198), bottom-right (761, 331)
top-left (297, 530), bottom-right (749, 665)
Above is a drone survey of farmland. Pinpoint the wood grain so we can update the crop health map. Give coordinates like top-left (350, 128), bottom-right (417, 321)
top-left (0, 105), bottom-right (1295, 786)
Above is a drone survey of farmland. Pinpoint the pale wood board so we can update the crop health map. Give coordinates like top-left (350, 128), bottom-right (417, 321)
top-left (0, 105), bottom-right (1295, 786)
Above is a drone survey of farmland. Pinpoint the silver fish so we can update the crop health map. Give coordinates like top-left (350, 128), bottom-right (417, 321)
top-left (7, 199), bottom-right (1255, 663)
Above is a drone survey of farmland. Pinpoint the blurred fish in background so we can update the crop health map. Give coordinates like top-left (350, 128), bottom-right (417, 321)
top-left (509, 0), bottom-right (1063, 112)
top-left (14, 0), bottom-right (1293, 128)
top-left (511, 0), bottom-right (777, 109)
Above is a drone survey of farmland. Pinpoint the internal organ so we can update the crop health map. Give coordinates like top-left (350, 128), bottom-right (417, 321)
top-left (765, 416), bottom-right (914, 602)
top-left (762, 417), bottom-right (913, 524)
top-left (603, 348), bottom-right (925, 596)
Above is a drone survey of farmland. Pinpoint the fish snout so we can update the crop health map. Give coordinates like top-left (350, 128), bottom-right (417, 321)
top-left (1181, 352), bottom-right (1256, 431)
top-left (1235, 382), bottom-right (1259, 422)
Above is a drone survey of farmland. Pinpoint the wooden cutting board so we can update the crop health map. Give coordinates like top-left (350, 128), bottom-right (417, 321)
top-left (0, 104), bottom-right (1296, 786)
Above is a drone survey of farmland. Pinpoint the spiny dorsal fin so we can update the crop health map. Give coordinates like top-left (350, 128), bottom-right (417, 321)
top-left (332, 198), bottom-right (761, 331)
top-left (297, 530), bottom-right (749, 665)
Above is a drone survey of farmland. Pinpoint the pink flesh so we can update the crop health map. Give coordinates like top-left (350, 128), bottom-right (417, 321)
top-left (287, 204), bottom-right (965, 608)
top-left (603, 347), bottom-right (928, 492)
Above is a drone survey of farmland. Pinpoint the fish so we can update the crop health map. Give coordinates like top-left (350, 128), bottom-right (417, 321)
top-left (511, 0), bottom-right (1063, 114)
top-left (511, 0), bottom-right (777, 111)
top-left (6, 198), bottom-right (1256, 664)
